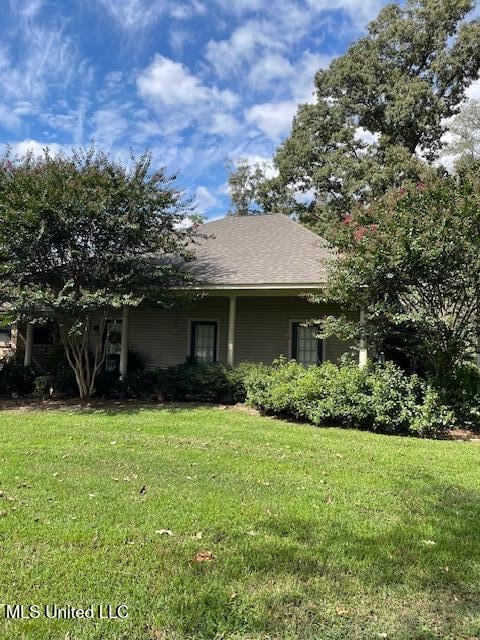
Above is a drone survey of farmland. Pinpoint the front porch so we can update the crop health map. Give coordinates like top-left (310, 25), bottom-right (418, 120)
top-left (105, 291), bottom-right (364, 375)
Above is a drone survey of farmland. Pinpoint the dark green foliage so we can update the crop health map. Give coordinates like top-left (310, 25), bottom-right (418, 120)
top-left (157, 361), bottom-right (258, 403)
top-left (0, 359), bottom-right (36, 395)
top-left (93, 350), bottom-right (146, 398)
top-left (265, 0), bottom-right (480, 233)
top-left (323, 175), bottom-right (480, 380)
top-left (0, 147), bottom-right (195, 398)
top-left (244, 359), bottom-right (456, 438)
top-left (436, 362), bottom-right (480, 425)
top-left (123, 369), bottom-right (160, 399)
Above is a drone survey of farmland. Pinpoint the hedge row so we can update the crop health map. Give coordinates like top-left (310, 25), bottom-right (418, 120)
top-left (242, 359), bottom-right (457, 438)
top-left (0, 351), bottom-right (472, 438)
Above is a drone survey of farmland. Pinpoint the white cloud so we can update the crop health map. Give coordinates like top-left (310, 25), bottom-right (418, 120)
top-left (0, 31), bottom-right (75, 103)
top-left (213, 0), bottom-right (267, 14)
top-left (6, 139), bottom-right (67, 157)
top-left (289, 51), bottom-right (332, 103)
top-left (245, 100), bottom-right (297, 140)
top-left (12, 0), bottom-right (45, 19)
top-left (305, 0), bottom-right (384, 23)
top-left (0, 103), bottom-right (22, 131)
top-left (466, 79), bottom-right (480, 100)
top-left (90, 109), bottom-right (128, 148)
top-left (170, 1), bottom-right (206, 20)
top-left (93, 0), bottom-right (165, 31)
top-left (247, 53), bottom-right (293, 90)
top-left (355, 126), bottom-right (379, 146)
top-left (195, 185), bottom-right (219, 213)
top-left (169, 28), bottom-right (191, 55)
top-left (207, 112), bottom-right (241, 136)
top-left (205, 21), bottom-right (277, 79)
top-left (137, 55), bottom-right (237, 110)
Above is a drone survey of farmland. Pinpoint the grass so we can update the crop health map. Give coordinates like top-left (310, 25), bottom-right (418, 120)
top-left (0, 405), bottom-right (479, 640)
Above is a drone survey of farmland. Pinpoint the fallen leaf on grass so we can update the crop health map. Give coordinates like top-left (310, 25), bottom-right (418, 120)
top-left (421, 539), bottom-right (436, 545)
top-left (155, 529), bottom-right (174, 536)
top-left (194, 550), bottom-right (214, 562)
top-left (195, 531), bottom-right (203, 540)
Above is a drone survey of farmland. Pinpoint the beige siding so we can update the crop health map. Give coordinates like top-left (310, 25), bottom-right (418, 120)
top-left (235, 297), bottom-right (353, 364)
top-left (127, 298), bottom-right (229, 369)
top-left (126, 295), bottom-right (354, 368)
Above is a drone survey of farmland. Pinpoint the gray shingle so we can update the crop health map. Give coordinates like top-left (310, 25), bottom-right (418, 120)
top-left (191, 214), bottom-right (334, 286)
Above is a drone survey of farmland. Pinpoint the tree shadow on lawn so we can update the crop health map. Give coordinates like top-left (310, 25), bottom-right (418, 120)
top-left (0, 398), bottom-right (221, 415)
top-left (171, 475), bottom-right (480, 637)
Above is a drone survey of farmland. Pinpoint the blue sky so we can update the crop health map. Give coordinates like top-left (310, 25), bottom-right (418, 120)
top-left (0, 0), bottom-right (400, 219)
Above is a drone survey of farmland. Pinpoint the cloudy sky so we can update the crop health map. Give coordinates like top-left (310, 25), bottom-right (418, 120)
top-left (0, 0), bottom-right (410, 218)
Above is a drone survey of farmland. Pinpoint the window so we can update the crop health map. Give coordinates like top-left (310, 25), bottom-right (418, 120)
top-left (33, 325), bottom-right (54, 344)
top-left (105, 320), bottom-right (122, 372)
top-left (0, 326), bottom-right (11, 345)
top-left (292, 322), bottom-right (323, 366)
top-left (190, 321), bottom-right (217, 363)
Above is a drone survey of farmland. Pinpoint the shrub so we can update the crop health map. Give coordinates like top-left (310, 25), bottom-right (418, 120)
top-left (123, 369), bottom-right (160, 399)
top-left (435, 362), bottom-right (480, 426)
top-left (93, 350), bottom-right (146, 398)
top-left (0, 359), bottom-right (36, 395)
top-left (150, 361), bottom-right (262, 404)
top-left (244, 359), bottom-right (456, 438)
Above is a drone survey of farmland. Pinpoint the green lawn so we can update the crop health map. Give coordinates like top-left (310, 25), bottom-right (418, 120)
top-left (0, 406), bottom-right (479, 640)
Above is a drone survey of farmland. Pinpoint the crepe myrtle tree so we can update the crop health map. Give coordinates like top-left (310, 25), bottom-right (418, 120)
top-left (319, 175), bottom-right (480, 381)
top-left (0, 147), bottom-right (196, 399)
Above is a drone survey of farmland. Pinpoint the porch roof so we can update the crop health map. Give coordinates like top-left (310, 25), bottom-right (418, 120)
top-left (191, 214), bottom-right (334, 289)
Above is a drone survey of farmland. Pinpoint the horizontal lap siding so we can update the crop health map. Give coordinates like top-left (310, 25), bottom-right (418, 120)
top-left (125, 296), bottom-right (355, 368)
top-left (128, 299), bottom-right (229, 369)
top-left (235, 297), bottom-right (353, 365)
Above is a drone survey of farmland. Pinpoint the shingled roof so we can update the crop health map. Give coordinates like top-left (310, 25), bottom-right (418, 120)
top-left (191, 213), bottom-right (334, 288)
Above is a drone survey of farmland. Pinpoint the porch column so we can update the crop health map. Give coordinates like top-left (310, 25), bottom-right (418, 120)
top-left (24, 323), bottom-right (33, 367)
top-left (359, 308), bottom-right (368, 368)
top-left (119, 306), bottom-right (129, 380)
top-left (227, 295), bottom-right (237, 367)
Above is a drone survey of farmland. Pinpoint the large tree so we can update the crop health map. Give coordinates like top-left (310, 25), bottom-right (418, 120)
top-left (321, 175), bottom-right (480, 380)
top-left (269, 0), bottom-right (480, 235)
top-left (0, 148), bottom-right (195, 398)
top-left (227, 158), bottom-right (297, 216)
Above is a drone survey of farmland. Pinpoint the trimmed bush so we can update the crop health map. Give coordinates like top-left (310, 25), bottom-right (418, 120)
top-left (0, 359), bottom-right (36, 395)
top-left (156, 361), bottom-right (259, 403)
top-left (244, 359), bottom-right (456, 438)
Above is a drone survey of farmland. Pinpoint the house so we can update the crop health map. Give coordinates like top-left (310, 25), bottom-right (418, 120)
top-left (18, 213), bottom-right (366, 372)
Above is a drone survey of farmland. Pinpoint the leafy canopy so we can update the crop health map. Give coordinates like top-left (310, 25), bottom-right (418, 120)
top-left (322, 176), bottom-right (480, 379)
top-left (0, 147), bottom-right (195, 397)
top-left (269, 0), bottom-right (480, 233)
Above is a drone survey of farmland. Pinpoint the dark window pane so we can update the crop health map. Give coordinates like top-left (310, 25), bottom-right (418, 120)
top-left (292, 322), bottom-right (322, 366)
top-left (191, 321), bottom-right (217, 363)
top-left (0, 327), bottom-right (11, 344)
top-left (33, 325), bottom-right (54, 344)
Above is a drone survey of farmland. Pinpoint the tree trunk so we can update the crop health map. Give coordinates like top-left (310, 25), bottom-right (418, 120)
top-left (58, 312), bottom-right (108, 399)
